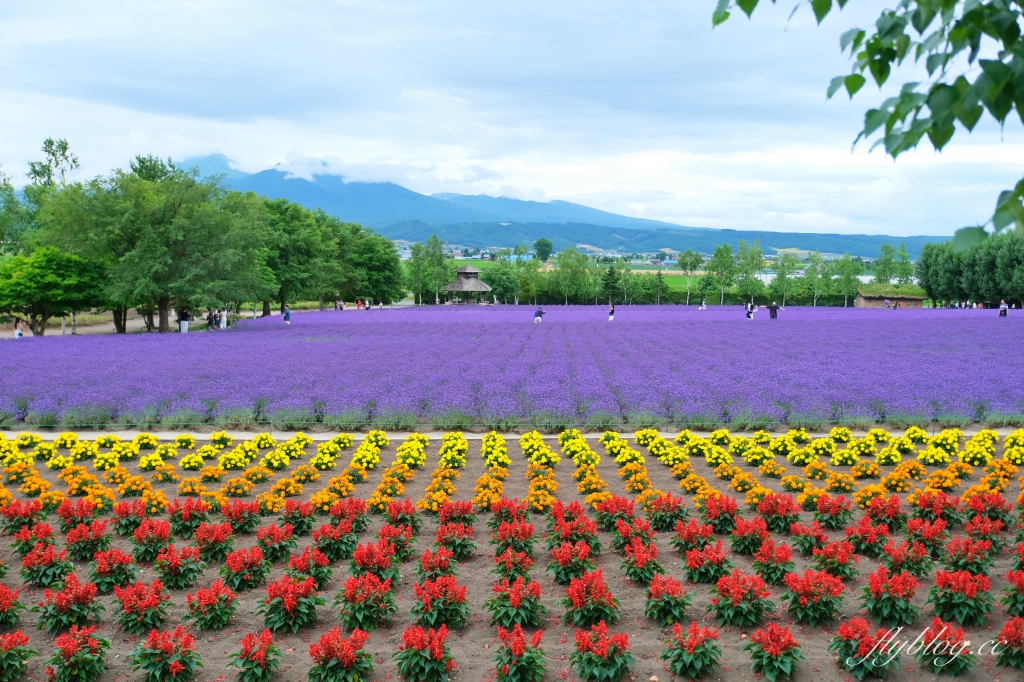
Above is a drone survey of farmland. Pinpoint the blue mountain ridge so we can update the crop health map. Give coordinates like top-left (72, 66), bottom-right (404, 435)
top-left (179, 154), bottom-right (943, 257)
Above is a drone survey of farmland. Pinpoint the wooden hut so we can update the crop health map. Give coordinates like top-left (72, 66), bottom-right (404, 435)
top-left (443, 265), bottom-right (492, 303)
top-left (854, 288), bottom-right (926, 308)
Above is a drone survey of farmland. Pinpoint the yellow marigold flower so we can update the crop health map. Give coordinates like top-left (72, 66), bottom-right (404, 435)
top-left (178, 478), bottom-right (207, 497)
top-left (142, 488), bottom-right (169, 514)
top-left (257, 492), bottom-right (286, 515)
top-left (39, 490), bottom-right (66, 513)
top-left (242, 466), bottom-right (274, 484)
top-left (309, 489), bottom-right (341, 512)
top-left (200, 466), bottom-right (227, 483)
top-left (18, 476), bottom-right (51, 497)
top-left (852, 484), bottom-right (887, 509)
top-left (150, 465), bottom-right (180, 484)
top-left (269, 478), bottom-right (302, 498)
top-left (178, 453), bottom-right (205, 471)
top-left (84, 485), bottom-right (116, 513)
top-left (175, 434), bottom-right (197, 449)
top-left (221, 477), bottom-right (256, 498)
top-left (851, 461), bottom-right (880, 479)
top-left (780, 475), bottom-right (808, 492)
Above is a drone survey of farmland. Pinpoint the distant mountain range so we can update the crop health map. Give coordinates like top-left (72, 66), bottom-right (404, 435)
top-left (181, 154), bottom-right (944, 257)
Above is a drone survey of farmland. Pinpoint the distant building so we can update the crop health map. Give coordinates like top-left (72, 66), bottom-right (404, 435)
top-left (443, 265), bottom-right (492, 301)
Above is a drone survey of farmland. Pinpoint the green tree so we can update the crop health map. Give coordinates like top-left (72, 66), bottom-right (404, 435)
top-left (481, 259), bottom-right (519, 303)
top-left (706, 243), bottom-right (737, 305)
top-left (833, 253), bottom-right (864, 307)
top-left (677, 248), bottom-right (704, 305)
top-left (735, 240), bottom-right (766, 302)
top-left (554, 248), bottom-right (590, 304)
top-left (601, 264), bottom-right (623, 303)
top-left (423, 234), bottom-right (450, 304)
top-left (406, 242), bottom-right (428, 305)
top-left (802, 252), bottom-right (832, 306)
top-left (0, 247), bottom-right (105, 335)
top-left (261, 198), bottom-right (336, 314)
top-left (769, 252), bottom-right (800, 306)
top-left (352, 232), bottom-right (404, 304)
top-left (873, 243), bottom-right (896, 284)
top-left (713, 0), bottom-right (1024, 249)
top-left (653, 270), bottom-right (667, 304)
top-left (534, 238), bottom-right (553, 262)
top-left (0, 168), bottom-right (28, 254)
top-left (894, 242), bottom-right (914, 285)
top-left (27, 138), bottom-right (80, 187)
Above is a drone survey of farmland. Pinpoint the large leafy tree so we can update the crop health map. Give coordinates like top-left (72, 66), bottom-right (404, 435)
top-left (833, 253), bottom-right (865, 306)
top-left (481, 259), bottom-right (519, 303)
top-left (802, 251), bottom-right (833, 306)
top-left (735, 240), bottom-right (766, 302)
top-left (873, 243), bottom-right (897, 284)
top-left (769, 251), bottom-right (800, 305)
top-left (706, 243), bottom-right (737, 305)
top-left (677, 248), bottom-right (705, 305)
top-left (352, 231), bottom-right (404, 304)
top-left (0, 247), bottom-right (105, 335)
top-left (261, 198), bottom-right (336, 314)
top-left (554, 248), bottom-right (591, 304)
top-left (714, 0), bottom-right (1024, 248)
top-left (533, 238), bottom-right (553, 262)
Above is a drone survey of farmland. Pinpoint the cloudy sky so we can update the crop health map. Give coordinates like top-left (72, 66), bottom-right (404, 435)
top-left (1, 0), bottom-right (1020, 236)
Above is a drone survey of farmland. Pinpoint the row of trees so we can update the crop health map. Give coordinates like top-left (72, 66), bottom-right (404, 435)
top-left (0, 142), bottom-right (404, 334)
top-left (916, 232), bottom-right (1024, 305)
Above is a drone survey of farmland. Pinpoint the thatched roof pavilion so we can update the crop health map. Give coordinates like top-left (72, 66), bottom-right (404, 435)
top-left (443, 265), bottom-right (492, 294)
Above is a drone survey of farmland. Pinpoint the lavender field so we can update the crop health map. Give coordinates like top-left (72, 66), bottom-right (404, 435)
top-left (3, 306), bottom-right (1023, 429)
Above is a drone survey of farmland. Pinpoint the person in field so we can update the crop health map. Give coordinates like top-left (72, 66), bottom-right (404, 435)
top-left (534, 307), bottom-right (545, 324)
top-left (608, 303), bottom-right (615, 321)
top-left (766, 301), bottom-right (783, 319)
top-left (744, 301), bottom-right (757, 320)
top-left (1000, 300), bottom-right (1009, 317)
top-left (283, 305), bottom-right (291, 326)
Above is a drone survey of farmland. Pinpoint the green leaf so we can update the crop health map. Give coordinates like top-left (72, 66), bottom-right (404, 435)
top-left (712, 0), bottom-right (732, 25)
top-left (736, 0), bottom-right (760, 17)
top-left (839, 28), bottom-right (864, 52)
top-left (845, 74), bottom-right (866, 96)
top-left (827, 76), bottom-right (846, 98)
top-left (925, 53), bottom-right (948, 75)
top-left (952, 227), bottom-right (988, 253)
top-left (811, 0), bottom-right (832, 23)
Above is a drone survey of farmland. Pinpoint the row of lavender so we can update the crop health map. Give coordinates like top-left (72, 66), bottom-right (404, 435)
top-left (2, 307), bottom-right (1023, 428)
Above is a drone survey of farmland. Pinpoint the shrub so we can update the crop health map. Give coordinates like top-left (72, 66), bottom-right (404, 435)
top-left (620, 537), bottom-right (664, 584)
top-left (879, 540), bottom-right (934, 578)
top-left (31, 573), bottom-right (104, 634)
top-left (411, 576), bottom-right (470, 629)
top-left (417, 547), bottom-right (457, 581)
top-left (570, 622), bottom-right (633, 682)
top-left (167, 498), bottom-right (210, 539)
top-left (996, 617), bottom-right (1024, 670)
top-left (491, 520), bottom-right (535, 557)
top-left (756, 494), bottom-right (800, 533)
top-left (699, 495), bottom-right (738, 534)
top-left (228, 630), bottom-right (281, 682)
top-left (707, 569), bottom-right (774, 627)
top-left (546, 541), bottom-right (594, 585)
top-left (905, 517), bottom-right (948, 556)
top-left (285, 546), bottom-right (332, 589)
top-left (669, 518), bottom-right (713, 555)
top-left (55, 499), bottom-right (98, 534)
top-left (485, 577), bottom-right (547, 627)
top-left (378, 523), bottom-right (416, 562)
top-left (220, 547), bottom-right (272, 591)
top-left (493, 625), bottom-right (545, 682)
top-left (561, 570), bottom-right (619, 626)
top-left (114, 580), bottom-right (170, 635)
top-left (911, 489), bottom-right (963, 525)
top-left (685, 540), bottom-right (733, 583)
top-left (313, 520), bottom-right (358, 562)
top-left (493, 549), bottom-right (534, 582)
top-left (131, 519), bottom-right (172, 563)
top-left (184, 578), bottom-right (237, 629)
top-left (0, 499), bottom-right (43, 535)
top-left (20, 542), bottom-right (73, 587)
top-left (0, 631), bottom-right (37, 682)
top-left (643, 574), bottom-right (691, 626)
top-left (12, 522), bottom-right (54, 557)
top-left (861, 566), bottom-right (919, 626)
top-left (127, 627), bottom-right (202, 682)
top-left (788, 521), bottom-right (828, 556)
top-left (335, 573), bottom-right (396, 632)
top-left (926, 570), bottom-right (994, 625)
top-left (813, 494), bottom-right (853, 530)
top-left (844, 516), bottom-right (890, 559)
top-left (811, 541), bottom-right (860, 581)
top-left (609, 517), bottom-right (655, 554)
top-left (829, 616), bottom-right (901, 681)
top-left (350, 540), bottom-right (400, 583)
top-left (965, 513), bottom-right (1007, 550)
top-left (743, 623), bottom-right (804, 682)
top-left (917, 617), bottom-right (976, 676)
top-left (942, 536), bottom-right (995, 574)
top-left (222, 500), bottom-right (261, 534)
top-left (660, 622), bottom-right (721, 681)
top-left (255, 524), bottom-right (297, 563)
top-left (865, 495), bottom-right (907, 532)
top-left (46, 626), bottom-right (110, 682)
top-left (435, 523), bottom-right (475, 561)
top-left (192, 522), bottom-right (235, 563)
top-left (64, 520), bottom-right (111, 562)
top-left (153, 545), bottom-right (206, 590)
top-left (751, 538), bottom-right (795, 586)
top-left (256, 575), bottom-right (325, 633)
top-left (730, 515), bottom-right (769, 555)
top-left (308, 627), bottom-right (374, 682)
top-left (393, 625), bottom-right (456, 682)
top-left (546, 514), bottom-right (600, 555)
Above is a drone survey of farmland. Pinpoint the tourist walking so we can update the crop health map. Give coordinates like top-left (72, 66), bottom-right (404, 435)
top-left (13, 319), bottom-right (22, 338)
top-left (534, 307), bottom-right (545, 324)
top-left (698, 299), bottom-right (707, 310)
top-left (1000, 300), bottom-right (1009, 317)
top-left (283, 305), bottom-right (291, 326)
top-left (206, 309), bottom-right (216, 330)
top-left (767, 301), bottom-right (784, 319)
top-left (744, 301), bottom-right (757, 320)
top-left (608, 303), bottom-right (615, 321)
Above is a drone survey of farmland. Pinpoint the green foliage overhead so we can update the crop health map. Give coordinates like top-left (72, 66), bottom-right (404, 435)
top-left (534, 237), bottom-right (553, 262)
top-left (0, 246), bottom-right (106, 335)
top-left (712, 0), bottom-right (1024, 249)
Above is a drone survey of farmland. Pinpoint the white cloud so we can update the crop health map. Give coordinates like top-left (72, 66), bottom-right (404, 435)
top-left (0, 0), bottom-right (1022, 237)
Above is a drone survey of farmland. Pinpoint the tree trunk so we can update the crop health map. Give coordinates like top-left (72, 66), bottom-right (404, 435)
top-left (720, 288), bottom-right (725, 306)
top-left (158, 296), bottom-right (171, 333)
top-left (844, 294), bottom-right (848, 307)
top-left (29, 316), bottom-right (48, 336)
top-left (686, 287), bottom-right (690, 306)
top-left (261, 301), bottom-right (271, 317)
top-left (318, 296), bottom-right (325, 311)
top-left (112, 306), bottom-right (128, 334)
top-left (280, 297), bottom-right (286, 314)
top-left (782, 293), bottom-right (786, 307)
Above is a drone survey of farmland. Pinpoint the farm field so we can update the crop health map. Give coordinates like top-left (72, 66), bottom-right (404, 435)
top-left (2, 307), bottom-right (1023, 431)
top-left (1, 427), bottom-right (1024, 682)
